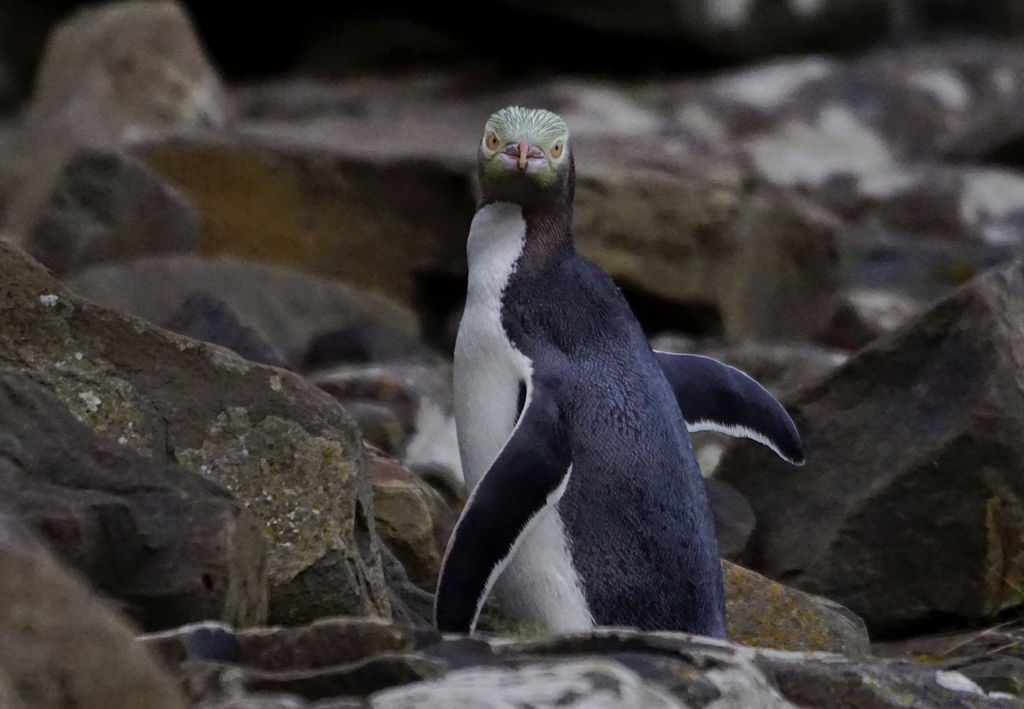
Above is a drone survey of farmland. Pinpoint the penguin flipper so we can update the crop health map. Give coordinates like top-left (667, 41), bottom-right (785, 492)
top-left (654, 351), bottom-right (804, 465)
top-left (434, 376), bottom-right (571, 633)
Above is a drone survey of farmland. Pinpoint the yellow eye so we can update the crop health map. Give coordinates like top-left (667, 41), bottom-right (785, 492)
top-left (485, 132), bottom-right (500, 150)
top-left (551, 141), bottom-right (564, 159)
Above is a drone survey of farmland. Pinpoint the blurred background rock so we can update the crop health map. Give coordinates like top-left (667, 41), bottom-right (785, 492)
top-left (3, 1), bottom-right (1024, 706)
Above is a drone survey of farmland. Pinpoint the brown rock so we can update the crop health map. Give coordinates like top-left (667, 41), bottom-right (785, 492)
top-left (724, 561), bottom-right (869, 656)
top-left (0, 239), bottom-right (390, 625)
top-left (0, 514), bottom-right (186, 709)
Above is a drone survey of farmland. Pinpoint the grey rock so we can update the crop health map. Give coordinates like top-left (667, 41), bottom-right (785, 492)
top-left (23, 148), bottom-right (201, 277)
top-left (0, 514), bottom-right (187, 709)
top-left (67, 255), bottom-right (420, 368)
top-left (370, 659), bottom-right (697, 708)
top-left (0, 372), bottom-right (267, 630)
top-left (164, 292), bottom-right (289, 368)
top-left (705, 479), bottom-right (755, 561)
top-left (717, 261), bottom-right (1024, 635)
top-left (0, 239), bottom-right (391, 625)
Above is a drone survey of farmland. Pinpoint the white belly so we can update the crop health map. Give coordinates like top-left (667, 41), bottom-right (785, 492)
top-left (454, 202), bottom-right (594, 632)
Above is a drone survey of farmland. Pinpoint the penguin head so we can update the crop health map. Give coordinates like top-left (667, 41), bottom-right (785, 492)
top-left (478, 106), bottom-right (573, 205)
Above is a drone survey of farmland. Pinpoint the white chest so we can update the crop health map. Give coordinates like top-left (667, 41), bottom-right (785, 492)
top-left (454, 202), bottom-right (533, 489)
top-left (452, 202), bottom-right (594, 632)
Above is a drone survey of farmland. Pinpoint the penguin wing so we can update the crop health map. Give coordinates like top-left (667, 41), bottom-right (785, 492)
top-left (654, 351), bottom-right (804, 465)
top-left (434, 374), bottom-right (571, 633)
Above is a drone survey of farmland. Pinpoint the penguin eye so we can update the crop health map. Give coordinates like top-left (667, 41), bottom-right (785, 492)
top-left (485, 132), bottom-right (500, 151)
top-left (551, 141), bottom-right (564, 159)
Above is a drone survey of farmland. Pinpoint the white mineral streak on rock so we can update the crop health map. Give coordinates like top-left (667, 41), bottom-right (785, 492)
top-left (370, 659), bottom-right (688, 708)
top-left (717, 58), bottom-right (833, 109)
top-left (909, 69), bottom-right (969, 111)
top-left (959, 169), bottom-right (1024, 245)
top-left (934, 670), bottom-right (985, 696)
top-left (705, 0), bottom-right (754, 30)
top-left (748, 106), bottom-right (893, 186)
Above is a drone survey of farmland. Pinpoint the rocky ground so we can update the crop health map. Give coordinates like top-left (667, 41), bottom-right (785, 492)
top-left (1, 1), bottom-right (1023, 707)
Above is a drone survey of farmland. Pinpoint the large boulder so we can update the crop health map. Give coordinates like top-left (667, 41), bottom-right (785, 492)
top-left (68, 255), bottom-right (420, 368)
top-left (717, 261), bottom-right (1024, 636)
top-left (0, 372), bottom-right (266, 629)
top-left (0, 239), bottom-right (391, 625)
top-left (0, 514), bottom-right (187, 709)
top-left (4, 0), bottom-right (229, 238)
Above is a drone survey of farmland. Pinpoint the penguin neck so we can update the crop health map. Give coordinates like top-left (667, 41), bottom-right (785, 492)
top-left (477, 181), bottom-right (576, 276)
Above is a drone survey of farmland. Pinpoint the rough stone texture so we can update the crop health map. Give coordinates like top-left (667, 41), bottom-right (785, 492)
top-left (0, 514), bottom-right (187, 709)
top-left (371, 659), bottom-right (694, 708)
top-left (67, 255), bottom-right (419, 368)
top-left (22, 148), bottom-right (201, 277)
top-left (723, 561), bottom-right (870, 656)
top-left (0, 372), bottom-right (267, 630)
top-left (717, 262), bottom-right (1024, 636)
top-left (146, 622), bottom-right (1020, 707)
top-left (0, 239), bottom-right (390, 625)
top-left (133, 124), bottom-right (842, 343)
top-left (5, 0), bottom-right (230, 238)
top-left (368, 448), bottom-right (458, 590)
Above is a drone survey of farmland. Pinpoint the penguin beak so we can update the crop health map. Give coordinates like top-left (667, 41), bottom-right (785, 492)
top-left (501, 139), bottom-right (546, 172)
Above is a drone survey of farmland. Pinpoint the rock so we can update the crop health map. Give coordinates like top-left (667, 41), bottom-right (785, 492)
top-left (0, 514), bottom-right (186, 709)
top-left (5, 0), bottom-right (230, 238)
top-left (498, 0), bottom-right (891, 57)
top-left (311, 364), bottom-right (460, 479)
top-left (67, 255), bottom-right (419, 368)
top-left (0, 372), bottom-right (267, 630)
top-left (756, 650), bottom-right (1013, 708)
top-left (149, 622), bottom-right (1020, 707)
top-left (370, 659), bottom-right (697, 708)
top-left (22, 148), bottom-right (201, 276)
top-left (133, 121), bottom-right (842, 342)
top-left (875, 624), bottom-right (1024, 696)
top-left (368, 448), bottom-right (458, 591)
top-left (723, 561), bottom-right (870, 656)
top-left (674, 42), bottom-right (1024, 185)
top-left (164, 292), bottom-right (288, 368)
top-left (0, 239), bottom-right (391, 625)
top-left (706, 479), bottom-right (755, 561)
top-left (717, 261), bottom-right (1024, 636)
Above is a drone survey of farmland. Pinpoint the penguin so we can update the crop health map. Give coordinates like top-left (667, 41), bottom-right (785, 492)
top-left (435, 107), bottom-right (803, 638)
